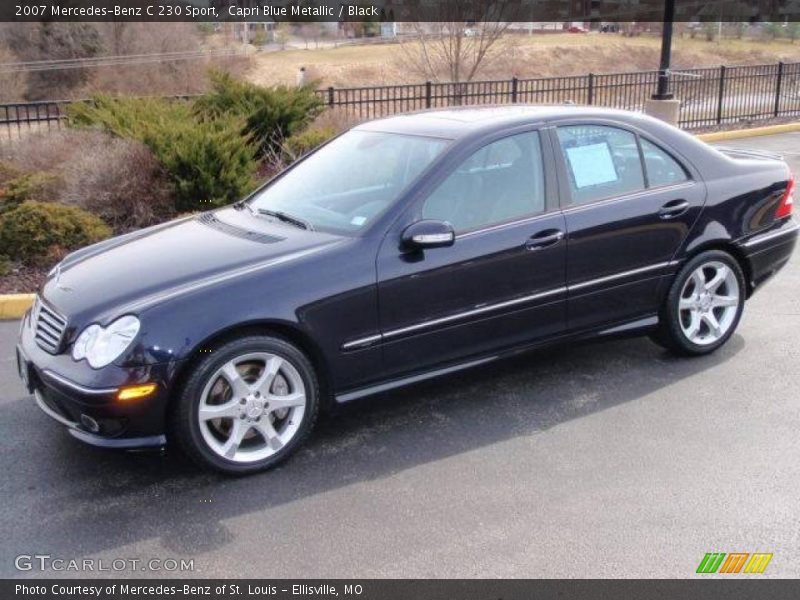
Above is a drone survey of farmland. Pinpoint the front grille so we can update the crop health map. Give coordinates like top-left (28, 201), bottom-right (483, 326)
top-left (32, 297), bottom-right (68, 354)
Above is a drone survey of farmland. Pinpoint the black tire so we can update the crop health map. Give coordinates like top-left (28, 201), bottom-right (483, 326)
top-left (170, 335), bottom-right (320, 475)
top-left (652, 250), bottom-right (746, 356)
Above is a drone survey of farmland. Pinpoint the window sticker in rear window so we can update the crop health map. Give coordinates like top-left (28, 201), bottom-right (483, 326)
top-left (565, 141), bottom-right (619, 189)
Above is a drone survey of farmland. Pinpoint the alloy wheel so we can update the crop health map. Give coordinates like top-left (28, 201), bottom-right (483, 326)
top-left (677, 261), bottom-right (740, 346)
top-left (197, 352), bottom-right (306, 463)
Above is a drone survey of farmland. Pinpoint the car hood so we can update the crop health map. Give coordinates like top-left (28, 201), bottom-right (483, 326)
top-left (41, 207), bottom-right (345, 323)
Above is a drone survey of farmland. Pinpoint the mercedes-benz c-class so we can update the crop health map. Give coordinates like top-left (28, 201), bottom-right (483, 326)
top-left (16, 106), bottom-right (798, 473)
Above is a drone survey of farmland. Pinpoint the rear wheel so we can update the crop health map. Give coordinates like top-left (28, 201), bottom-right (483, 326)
top-left (652, 250), bottom-right (745, 356)
top-left (171, 335), bottom-right (319, 474)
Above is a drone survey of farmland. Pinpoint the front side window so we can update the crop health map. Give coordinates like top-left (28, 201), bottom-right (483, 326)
top-left (250, 131), bottom-right (449, 234)
top-left (557, 125), bottom-right (645, 206)
top-left (422, 131), bottom-right (545, 233)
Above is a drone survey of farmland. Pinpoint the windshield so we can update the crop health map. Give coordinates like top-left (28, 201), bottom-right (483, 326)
top-left (249, 130), bottom-right (450, 234)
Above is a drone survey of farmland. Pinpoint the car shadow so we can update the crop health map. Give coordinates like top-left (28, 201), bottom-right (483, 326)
top-left (0, 333), bottom-right (744, 574)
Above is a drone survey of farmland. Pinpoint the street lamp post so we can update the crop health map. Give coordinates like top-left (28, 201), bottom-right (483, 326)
top-left (653, 0), bottom-right (676, 100)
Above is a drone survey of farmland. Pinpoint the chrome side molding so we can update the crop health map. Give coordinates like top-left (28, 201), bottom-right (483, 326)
top-left (341, 334), bottom-right (382, 351)
top-left (383, 286), bottom-right (567, 340)
top-left (341, 261), bottom-right (677, 351)
top-left (568, 261), bottom-right (672, 292)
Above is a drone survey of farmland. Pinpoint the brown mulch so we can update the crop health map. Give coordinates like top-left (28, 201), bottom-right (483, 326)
top-left (0, 264), bottom-right (47, 294)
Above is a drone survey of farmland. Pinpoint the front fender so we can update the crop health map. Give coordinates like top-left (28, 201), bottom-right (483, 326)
top-left (116, 237), bottom-right (383, 394)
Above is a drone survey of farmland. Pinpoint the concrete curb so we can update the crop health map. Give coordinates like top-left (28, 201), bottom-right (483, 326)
top-left (1, 121), bottom-right (799, 321)
top-left (696, 122), bottom-right (800, 142)
top-left (0, 293), bottom-right (34, 321)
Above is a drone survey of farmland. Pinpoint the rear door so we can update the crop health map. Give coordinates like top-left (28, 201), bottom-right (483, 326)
top-left (551, 122), bottom-right (706, 331)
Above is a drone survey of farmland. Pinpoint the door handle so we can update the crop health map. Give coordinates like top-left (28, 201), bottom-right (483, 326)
top-left (659, 199), bottom-right (690, 219)
top-left (525, 229), bottom-right (565, 251)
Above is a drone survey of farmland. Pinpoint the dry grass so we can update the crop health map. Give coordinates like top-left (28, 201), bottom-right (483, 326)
top-left (0, 24), bottom-right (253, 102)
top-left (1, 130), bottom-right (173, 231)
top-left (310, 107), bottom-right (363, 130)
top-left (0, 44), bottom-right (27, 103)
top-left (248, 42), bottom-right (414, 88)
top-left (246, 33), bottom-right (800, 88)
top-left (0, 122), bottom-right (64, 144)
top-left (87, 24), bottom-right (253, 98)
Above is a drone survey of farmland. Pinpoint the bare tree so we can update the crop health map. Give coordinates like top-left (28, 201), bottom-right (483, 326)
top-left (275, 22), bottom-right (292, 50)
top-left (398, 1), bottom-right (517, 83)
top-left (298, 23), bottom-right (329, 50)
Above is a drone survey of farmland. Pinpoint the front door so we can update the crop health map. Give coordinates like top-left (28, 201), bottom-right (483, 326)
top-left (552, 123), bottom-right (706, 331)
top-left (376, 129), bottom-right (568, 379)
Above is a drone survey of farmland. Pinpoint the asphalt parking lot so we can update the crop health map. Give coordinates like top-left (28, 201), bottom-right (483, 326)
top-left (1, 133), bottom-right (799, 579)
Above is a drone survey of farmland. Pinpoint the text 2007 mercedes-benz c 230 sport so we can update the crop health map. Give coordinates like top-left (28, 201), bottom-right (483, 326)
top-left (16, 107), bottom-right (798, 473)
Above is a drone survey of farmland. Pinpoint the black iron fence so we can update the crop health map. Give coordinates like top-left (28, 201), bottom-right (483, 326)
top-left (319, 62), bottom-right (800, 127)
top-left (3, 62), bottom-right (800, 142)
top-left (0, 100), bottom-right (72, 141)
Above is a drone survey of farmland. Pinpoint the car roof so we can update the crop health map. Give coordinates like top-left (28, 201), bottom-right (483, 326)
top-left (353, 104), bottom-right (725, 175)
top-left (354, 105), bottom-right (654, 139)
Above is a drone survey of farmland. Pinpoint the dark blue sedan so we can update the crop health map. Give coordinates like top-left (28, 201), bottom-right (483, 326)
top-left (16, 106), bottom-right (798, 473)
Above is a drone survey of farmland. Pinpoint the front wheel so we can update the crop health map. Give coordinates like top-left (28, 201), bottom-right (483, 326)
top-left (652, 250), bottom-right (746, 356)
top-left (171, 335), bottom-right (319, 474)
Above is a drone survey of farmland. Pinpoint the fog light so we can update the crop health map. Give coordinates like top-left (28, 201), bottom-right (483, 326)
top-left (80, 414), bottom-right (100, 433)
top-left (117, 383), bottom-right (157, 402)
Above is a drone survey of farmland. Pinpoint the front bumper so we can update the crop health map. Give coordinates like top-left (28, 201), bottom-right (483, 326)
top-left (32, 386), bottom-right (165, 449)
top-left (17, 310), bottom-right (182, 449)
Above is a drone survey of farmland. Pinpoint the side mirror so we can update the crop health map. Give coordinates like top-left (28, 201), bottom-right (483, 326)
top-left (401, 220), bottom-right (455, 250)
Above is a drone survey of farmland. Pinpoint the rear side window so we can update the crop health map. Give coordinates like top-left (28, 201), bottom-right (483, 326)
top-left (557, 125), bottom-right (645, 206)
top-left (640, 138), bottom-right (689, 187)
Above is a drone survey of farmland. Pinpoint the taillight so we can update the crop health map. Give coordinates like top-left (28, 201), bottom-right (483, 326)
top-left (775, 176), bottom-right (794, 218)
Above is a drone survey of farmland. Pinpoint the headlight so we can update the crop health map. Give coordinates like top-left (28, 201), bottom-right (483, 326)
top-left (72, 316), bottom-right (140, 369)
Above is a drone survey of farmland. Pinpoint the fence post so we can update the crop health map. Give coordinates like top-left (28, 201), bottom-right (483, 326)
top-left (425, 81), bottom-right (432, 108)
top-left (587, 73), bottom-right (594, 105)
top-left (511, 77), bottom-right (518, 103)
top-left (716, 65), bottom-right (726, 125)
top-left (774, 61), bottom-right (784, 117)
top-left (327, 86), bottom-right (335, 107)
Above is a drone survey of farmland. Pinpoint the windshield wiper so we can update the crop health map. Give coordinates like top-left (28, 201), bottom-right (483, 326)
top-left (256, 209), bottom-right (315, 231)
